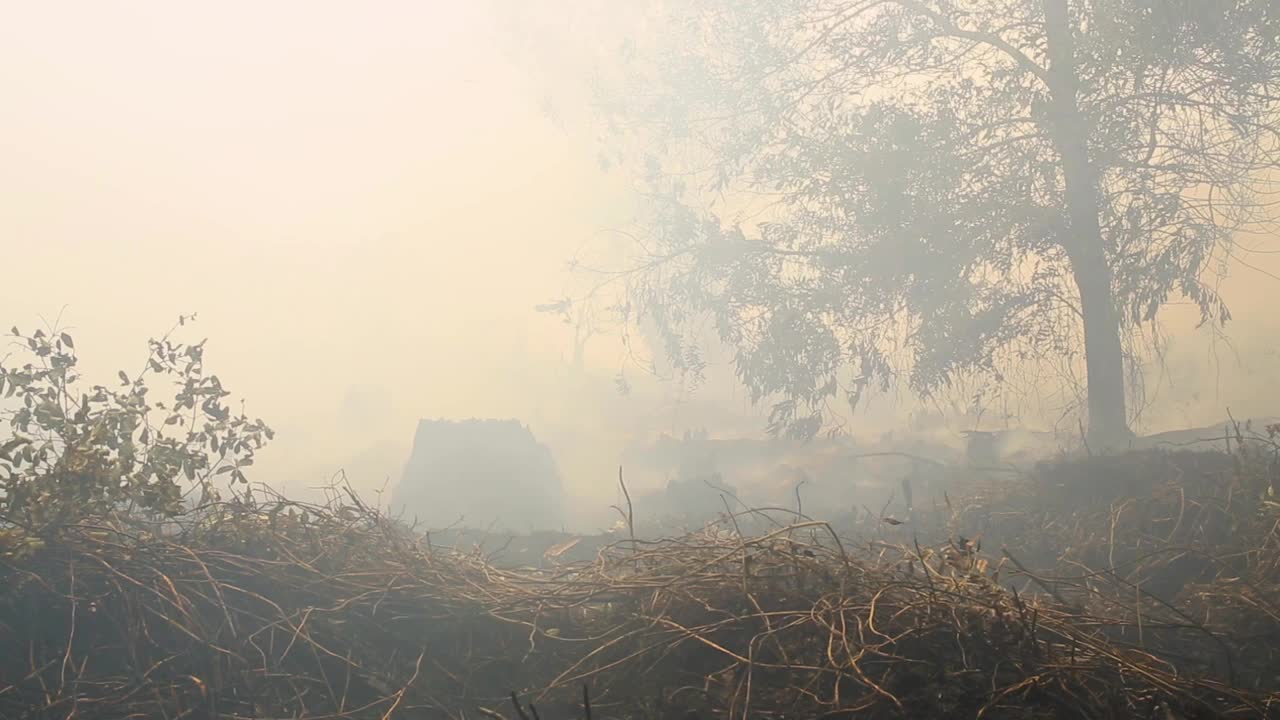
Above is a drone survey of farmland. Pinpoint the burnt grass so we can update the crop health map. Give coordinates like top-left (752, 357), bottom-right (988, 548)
top-left (1, 445), bottom-right (1278, 719)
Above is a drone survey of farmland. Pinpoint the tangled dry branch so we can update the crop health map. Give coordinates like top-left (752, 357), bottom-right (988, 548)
top-left (0, 452), bottom-right (1277, 720)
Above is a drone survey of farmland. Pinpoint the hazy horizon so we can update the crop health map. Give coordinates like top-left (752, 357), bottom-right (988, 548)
top-left (4, 1), bottom-right (1279, 531)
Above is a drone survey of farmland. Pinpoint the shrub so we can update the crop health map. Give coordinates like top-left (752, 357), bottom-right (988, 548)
top-left (0, 315), bottom-right (272, 536)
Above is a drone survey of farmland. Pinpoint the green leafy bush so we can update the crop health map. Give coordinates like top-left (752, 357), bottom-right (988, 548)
top-left (0, 315), bottom-right (272, 534)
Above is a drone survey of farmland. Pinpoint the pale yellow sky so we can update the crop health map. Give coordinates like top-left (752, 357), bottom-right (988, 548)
top-left (0, 2), bottom-right (652, 506)
top-left (2, 2), bottom-right (1279, 523)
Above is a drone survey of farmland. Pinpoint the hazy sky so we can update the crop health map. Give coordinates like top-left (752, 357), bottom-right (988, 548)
top-left (3, 2), bottom-right (1279, 522)
top-left (0, 2), bottom-right (647, 501)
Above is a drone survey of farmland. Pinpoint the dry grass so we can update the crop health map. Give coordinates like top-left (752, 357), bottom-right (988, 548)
top-left (0, 444), bottom-right (1278, 719)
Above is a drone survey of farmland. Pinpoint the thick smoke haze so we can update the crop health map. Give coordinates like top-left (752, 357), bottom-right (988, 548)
top-left (3, 1), bottom-right (1279, 531)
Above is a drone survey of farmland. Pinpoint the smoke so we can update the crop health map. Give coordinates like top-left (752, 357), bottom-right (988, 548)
top-left (2, 1), bottom-right (1278, 532)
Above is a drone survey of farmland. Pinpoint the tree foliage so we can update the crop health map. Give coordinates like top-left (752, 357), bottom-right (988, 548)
top-left (0, 317), bottom-right (273, 534)
top-left (532, 0), bottom-right (1280, 439)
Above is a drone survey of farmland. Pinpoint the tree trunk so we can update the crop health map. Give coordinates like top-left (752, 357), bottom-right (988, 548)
top-left (1042, 0), bottom-right (1132, 447)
